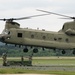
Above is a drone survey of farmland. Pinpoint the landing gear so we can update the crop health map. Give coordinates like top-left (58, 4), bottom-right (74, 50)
top-left (23, 47), bottom-right (38, 53)
top-left (62, 50), bottom-right (66, 54)
top-left (73, 50), bottom-right (75, 55)
top-left (33, 48), bottom-right (38, 53)
top-left (23, 47), bottom-right (28, 52)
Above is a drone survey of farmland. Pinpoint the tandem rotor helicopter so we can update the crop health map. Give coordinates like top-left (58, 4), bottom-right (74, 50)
top-left (0, 9), bottom-right (75, 55)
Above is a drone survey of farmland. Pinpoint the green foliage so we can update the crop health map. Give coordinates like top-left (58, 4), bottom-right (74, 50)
top-left (33, 58), bottom-right (75, 65)
top-left (0, 68), bottom-right (75, 74)
top-left (0, 43), bottom-right (74, 57)
top-left (0, 57), bottom-right (75, 74)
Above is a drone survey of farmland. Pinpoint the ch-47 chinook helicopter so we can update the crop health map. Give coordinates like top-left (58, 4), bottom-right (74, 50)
top-left (0, 9), bottom-right (75, 55)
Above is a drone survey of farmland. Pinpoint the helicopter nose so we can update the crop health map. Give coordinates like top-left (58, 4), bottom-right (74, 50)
top-left (0, 34), bottom-right (5, 42)
top-left (0, 34), bottom-right (10, 42)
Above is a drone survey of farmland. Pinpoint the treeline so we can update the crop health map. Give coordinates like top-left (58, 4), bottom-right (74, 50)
top-left (0, 43), bottom-right (74, 57)
top-left (0, 45), bottom-right (56, 57)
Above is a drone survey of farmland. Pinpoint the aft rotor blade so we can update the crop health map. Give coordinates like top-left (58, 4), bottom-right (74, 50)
top-left (37, 9), bottom-right (72, 18)
top-left (59, 17), bottom-right (72, 19)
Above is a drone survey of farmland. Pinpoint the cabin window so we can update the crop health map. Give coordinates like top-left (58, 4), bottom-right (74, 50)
top-left (66, 38), bottom-right (69, 42)
top-left (31, 34), bottom-right (34, 38)
top-left (54, 38), bottom-right (57, 41)
top-left (43, 36), bottom-right (46, 39)
top-left (71, 34), bottom-right (75, 36)
top-left (17, 33), bottom-right (22, 38)
top-left (58, 38), bottom-right (62, 40)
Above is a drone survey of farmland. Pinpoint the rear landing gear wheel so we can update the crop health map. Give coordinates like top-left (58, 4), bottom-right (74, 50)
top-left (62, 50), bottom-right (66, 54)
top-left (73, 50), bottom-right (75, 55)
top-left (33, 48), bottom-right (38, 53)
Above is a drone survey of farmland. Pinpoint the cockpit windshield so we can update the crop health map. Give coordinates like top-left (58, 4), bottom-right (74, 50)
top-left (2, 29), bottom-right (10, 35)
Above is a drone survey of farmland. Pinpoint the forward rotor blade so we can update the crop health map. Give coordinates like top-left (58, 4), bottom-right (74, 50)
top-left (0, 14), bottom-right (50, 21)
top-left (14, 14), bottom-right (50, 20)
top-left (0, 18), bottom-right (6, 21)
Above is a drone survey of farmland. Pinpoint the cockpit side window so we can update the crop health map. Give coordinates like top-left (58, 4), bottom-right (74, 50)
top-left (17, 33), bottom-right (22, 38)
top-left (2, 29), bottom-right (10, 34)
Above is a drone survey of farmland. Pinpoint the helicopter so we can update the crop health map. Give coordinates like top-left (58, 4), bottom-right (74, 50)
top-left (0, 9), bottom-right (75, 55)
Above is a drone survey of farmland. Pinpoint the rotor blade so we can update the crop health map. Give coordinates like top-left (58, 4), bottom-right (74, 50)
top-left (0, 18), bottom-right (14, 21)
top-left (37, 9), bottom-right (72, 18)
top-left (13, 14), bottom-right (50, 20)
top-left (0, 18), bottom-right (6, 21)
top-left (0, 14), bottom-right (50, 21)
top-left (59, 17), bottom-right (72, 19)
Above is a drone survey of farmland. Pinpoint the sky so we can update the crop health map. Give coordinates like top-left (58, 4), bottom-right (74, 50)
top-left (0, 0), bottom-right (75, 33)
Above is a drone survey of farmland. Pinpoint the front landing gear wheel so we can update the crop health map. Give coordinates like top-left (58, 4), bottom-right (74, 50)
top-left (23, 48), bottom-right (28, 53)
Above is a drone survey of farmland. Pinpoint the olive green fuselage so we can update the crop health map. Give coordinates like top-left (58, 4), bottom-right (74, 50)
top-left (4, 28), bottom-right (75, 50)
top-left (2, 21), bottom-right (75, 50)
